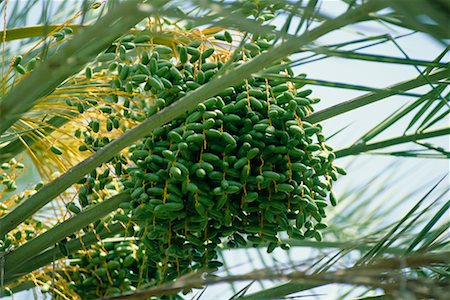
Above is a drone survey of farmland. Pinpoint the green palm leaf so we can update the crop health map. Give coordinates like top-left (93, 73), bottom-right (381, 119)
top-left (0, 1), bottom-right (448, 299)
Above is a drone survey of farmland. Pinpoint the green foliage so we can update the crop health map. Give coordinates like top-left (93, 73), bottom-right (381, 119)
top-left (0, 0), bottom-right (448, 299)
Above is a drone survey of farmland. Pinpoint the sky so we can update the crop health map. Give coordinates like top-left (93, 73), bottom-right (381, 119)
top-left (1, 0), bottom-right (449, 299)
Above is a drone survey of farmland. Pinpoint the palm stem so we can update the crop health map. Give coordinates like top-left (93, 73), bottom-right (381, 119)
top-left (335, 127), bottom-right (450, 158)
top-left (230, 239), bottom-right (405, 254)
top-left (238, 283), bottom-right (324, 300)
top-left (306, 48), bottom-right (448, 68)
top-left (1, 24), bottom-right (84, 42)
top-left (305, 68), bottom-right (450, 124)
top-left (1, 24), bottom-right (185, 45)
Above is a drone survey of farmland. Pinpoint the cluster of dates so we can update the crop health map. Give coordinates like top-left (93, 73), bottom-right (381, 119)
top-left (66, 14), bottom-right (343, 298)
top-left (119, 39), bottom-right (342, 282)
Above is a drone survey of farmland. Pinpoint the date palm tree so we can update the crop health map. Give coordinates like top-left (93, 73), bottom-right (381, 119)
top-left (0, 0), bottom-right (448, 299)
